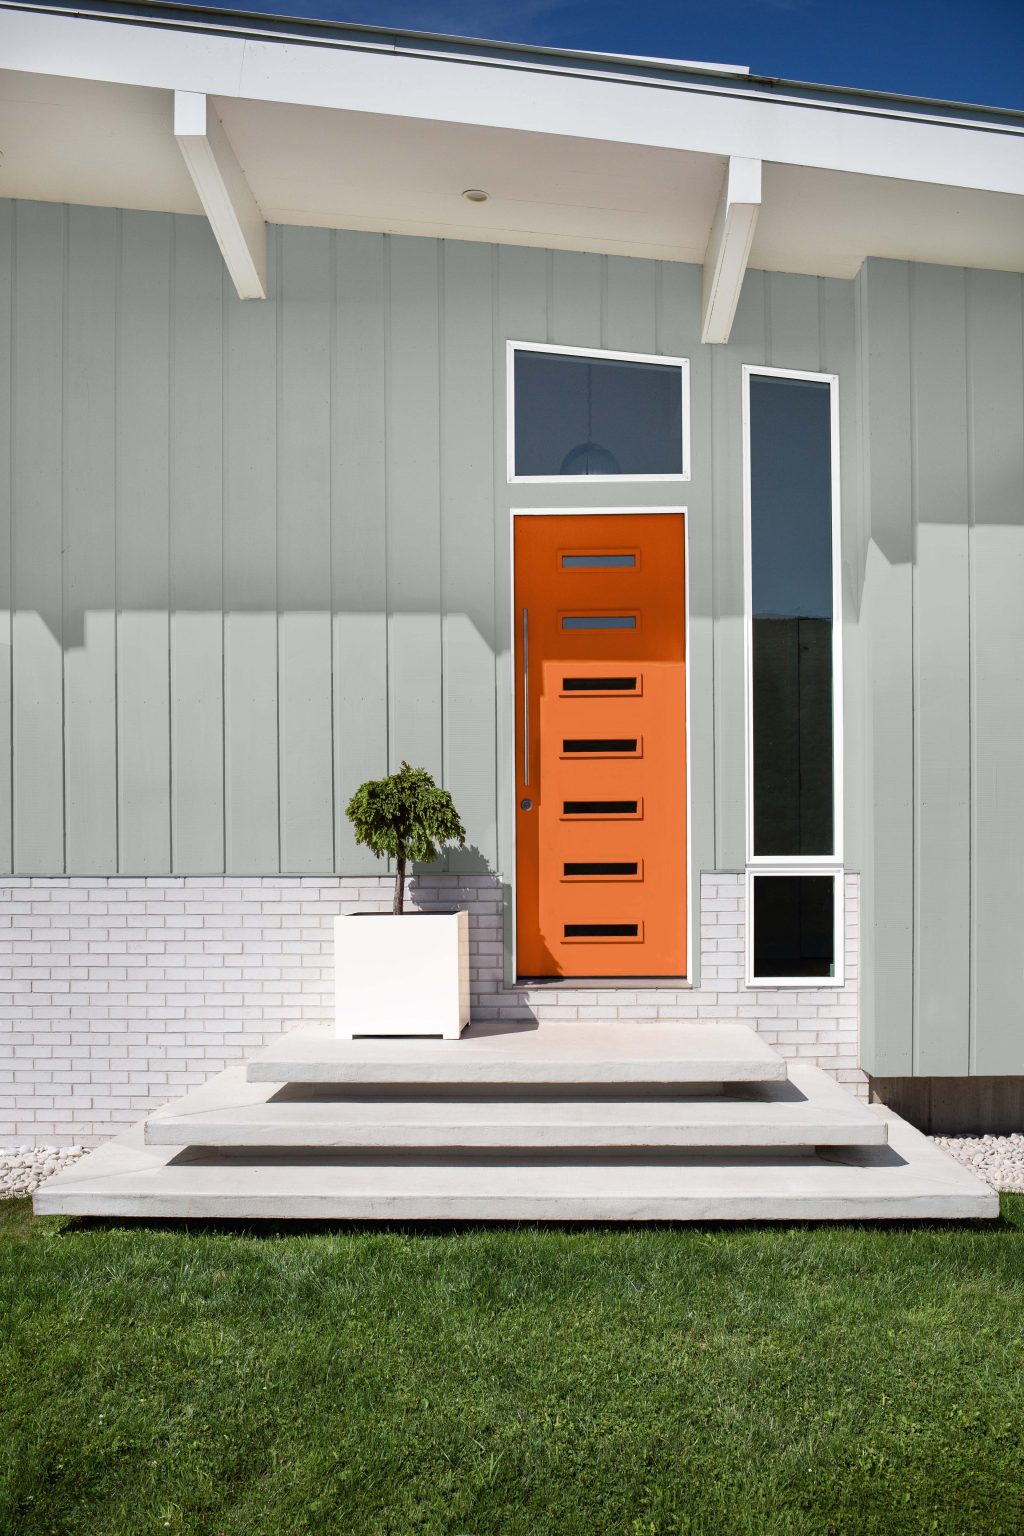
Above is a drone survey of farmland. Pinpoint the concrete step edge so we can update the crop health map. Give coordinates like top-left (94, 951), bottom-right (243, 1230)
top-left (145, 1064), bottom-right (887, 1149)
top-left (34, 1111), bottom-right (998, 1223)
top-left (244, 1022), bottom-right (789, 1086)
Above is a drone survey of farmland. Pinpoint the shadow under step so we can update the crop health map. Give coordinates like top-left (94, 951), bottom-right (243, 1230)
top-left (144, 1064), bottom-right (887, 1150)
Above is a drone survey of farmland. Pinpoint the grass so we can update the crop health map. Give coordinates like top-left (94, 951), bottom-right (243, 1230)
top-left (2, 1198), bottom-right (1024, 1536)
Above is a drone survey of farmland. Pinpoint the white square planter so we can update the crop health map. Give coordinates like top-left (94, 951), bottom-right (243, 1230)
top-left (334, 910), bottom-right (471, 1039)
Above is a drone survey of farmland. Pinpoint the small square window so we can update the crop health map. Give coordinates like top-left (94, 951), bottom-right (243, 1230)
top-left (509, 344), bottom-right (689, 481)
top-left (747, 871), bottom-right (843, 987)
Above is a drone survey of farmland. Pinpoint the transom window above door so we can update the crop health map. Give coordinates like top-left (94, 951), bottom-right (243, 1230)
top-left (508, 343), bottom-right (690, 483)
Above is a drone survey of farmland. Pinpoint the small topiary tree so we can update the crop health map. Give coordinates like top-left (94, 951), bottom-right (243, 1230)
top-left (345, 761), bottom-right (467, 915)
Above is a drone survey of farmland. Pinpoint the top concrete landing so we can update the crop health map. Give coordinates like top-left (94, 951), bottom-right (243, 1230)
top-left (246, 1022), bottom-right (788, 1086)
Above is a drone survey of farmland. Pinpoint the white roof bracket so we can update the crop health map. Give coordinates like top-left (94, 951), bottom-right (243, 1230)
top-left (174, 90), bottom-right (267, 300)
top-left (701, 156), bottom-right (761, 345)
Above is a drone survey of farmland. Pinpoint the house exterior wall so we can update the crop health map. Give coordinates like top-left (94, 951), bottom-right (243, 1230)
top-left (857, 259), bottom-right (1024, 1078)
top-left (0, 200), bottom-right (861, 888)
top-left (0, 872), bottom-right (861, 1145)
top-left (0, 197), bottom-right (1022, 1114)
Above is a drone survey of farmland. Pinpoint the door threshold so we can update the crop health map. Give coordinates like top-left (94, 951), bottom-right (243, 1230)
top-left (513, 976), bottom-right (690, 991)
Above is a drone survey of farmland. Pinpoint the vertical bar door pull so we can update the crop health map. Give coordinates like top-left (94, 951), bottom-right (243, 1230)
top-left (523, 608), bottom-right (529, 785)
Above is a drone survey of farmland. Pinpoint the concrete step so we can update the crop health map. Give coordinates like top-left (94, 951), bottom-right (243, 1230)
top-left (246, 1022), bottom-right (789, 1088)
top-left (35, 1111), bottom-right (997, 1222)
top-left (145, 1063), bottom-right (887, 1150)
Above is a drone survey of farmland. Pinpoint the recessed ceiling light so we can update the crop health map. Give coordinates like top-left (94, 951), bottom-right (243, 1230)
top-left (462, 188), bottom-right (489, 203)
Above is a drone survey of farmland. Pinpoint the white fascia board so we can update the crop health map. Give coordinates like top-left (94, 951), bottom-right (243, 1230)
top-left (174, 89), bottom-right (266, 299)
top-left (3, 9), bottom-right (1024, 199)
top-left (702, 157), bottom-right (761, 344)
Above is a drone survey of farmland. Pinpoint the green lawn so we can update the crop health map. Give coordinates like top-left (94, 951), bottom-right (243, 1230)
top-left (3, 1198), bottom-right (1024, 1536)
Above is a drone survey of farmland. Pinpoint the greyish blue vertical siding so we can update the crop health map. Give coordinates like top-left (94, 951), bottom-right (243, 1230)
top-left (3, 198), bottom-right (1024, 1077)
top-left (858, 258), bottom-right (1024, 1079)
top-left (0, 203), bottom-right (511, 881)
top-left (63, 205), bottom-right (118, 875)
top-left (0, 200), bottom-right (10, 876)
top-left (331, 232), bottom-right (389, 875)
top-left (440, 240), bottom-right (497, 874)
top-left (117, 211), bottom-right (173, 874)
top-left (11, 201), bottom-right (65, 875)
top-left (277, 225), bottom-right (334, 873)
top-left (967, 270), bottom-right (1024, 1076)
top-left (223, 218), bottom-right (279, 875)
top-left (170, 212), bottom-right (225, 874)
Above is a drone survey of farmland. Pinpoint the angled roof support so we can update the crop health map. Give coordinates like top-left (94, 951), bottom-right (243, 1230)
top-left (174, 90), bottom-right (267, 300)
top-left (701, 156), bottom-right (761, 344)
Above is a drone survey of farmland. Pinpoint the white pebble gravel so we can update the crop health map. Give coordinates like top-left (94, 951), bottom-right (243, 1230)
top-left (931, 1134), bottom-right (1024, 1192)
top-left (0, 1145), bottom-right (88, 1200)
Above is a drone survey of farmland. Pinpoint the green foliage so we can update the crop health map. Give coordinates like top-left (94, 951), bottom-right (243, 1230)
top-left (345, 761), bottom-right (466, 911)
top-left (3, 1203), bottom-right (1024, 1535)
top-left (345, 761), bottom-right (466, 866)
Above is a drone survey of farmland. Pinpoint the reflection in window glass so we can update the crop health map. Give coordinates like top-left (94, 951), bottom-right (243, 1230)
top-left (753, 875), bottom-right (835, 978)
top-left (514, 350), bottom-right (684, 477)
top-left (749, 374), bottom-right (834, 856)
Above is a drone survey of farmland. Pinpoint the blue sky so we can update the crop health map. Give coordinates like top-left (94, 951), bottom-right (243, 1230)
top-left (230, 0), bottom-right (1023, 109)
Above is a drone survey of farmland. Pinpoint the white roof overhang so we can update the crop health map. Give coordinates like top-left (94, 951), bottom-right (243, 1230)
top-left (1, 2), bottom-right (1022, 333)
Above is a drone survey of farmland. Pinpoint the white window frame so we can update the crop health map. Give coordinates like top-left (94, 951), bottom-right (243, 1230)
top-left (742, 364), bottom-right (844, 868)
top-left (745, 866), bottom-right (845, 990)
top-left (507, 341), bottom-right (691, 485)
top-left (742, 365), bottom-right (843, 988)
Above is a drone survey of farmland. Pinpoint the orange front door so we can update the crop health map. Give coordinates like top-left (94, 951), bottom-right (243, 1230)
top-left (514, 512), bottom-right (687, 978)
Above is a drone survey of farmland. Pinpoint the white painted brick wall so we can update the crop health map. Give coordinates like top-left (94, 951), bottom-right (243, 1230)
top-left (0, 871), bottom-right (863, 1144)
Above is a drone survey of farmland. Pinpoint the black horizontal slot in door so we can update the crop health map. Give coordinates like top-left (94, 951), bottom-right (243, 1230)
top-left (563, 738), bottom-right (637, 753)
top-left (561, 553), bottom-right (637, 569)
top-left (564, 862), bottom-right (638, 877)
top-left (563, 800), bottom-right (638, 815)
top-left (564, 923), bottom-right (638, 938)
top-left (562, 615), bottom-right (637, 630)
top-left (562, 676), bottom-right (637, 692)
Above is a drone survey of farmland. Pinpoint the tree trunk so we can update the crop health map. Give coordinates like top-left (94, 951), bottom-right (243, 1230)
top-left (393, 854), bottom-right (406, 914)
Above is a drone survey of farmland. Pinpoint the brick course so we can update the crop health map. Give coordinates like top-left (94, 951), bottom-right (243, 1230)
top-left (0, 872), bottom-right (862, 1144)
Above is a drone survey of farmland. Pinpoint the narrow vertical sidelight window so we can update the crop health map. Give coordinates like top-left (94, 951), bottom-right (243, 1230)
top-left (744, 367), bottom-right (843, 987)
top-left (748, 372), bottom-right (836, 857)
